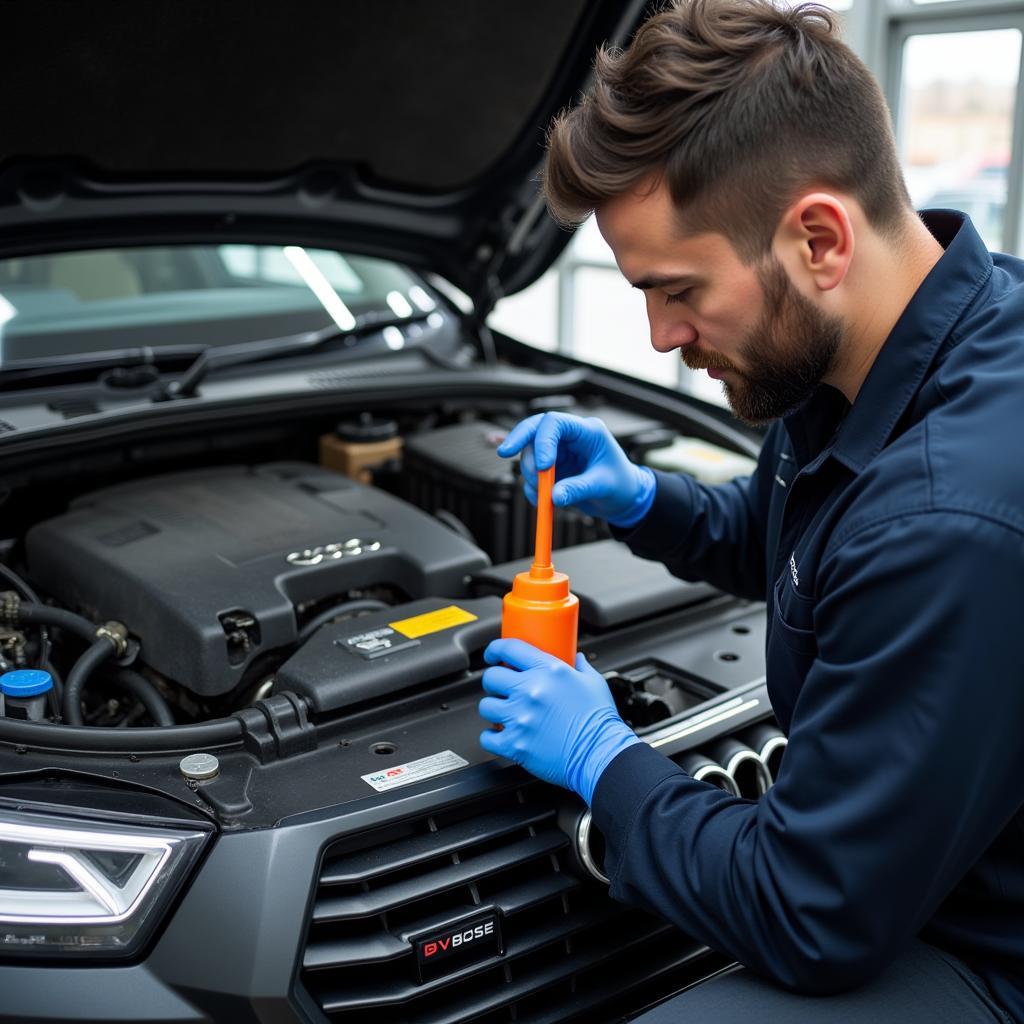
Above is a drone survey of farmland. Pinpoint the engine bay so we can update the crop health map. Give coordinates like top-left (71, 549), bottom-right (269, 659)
top-left (0, 395), bottom-right (764, 737)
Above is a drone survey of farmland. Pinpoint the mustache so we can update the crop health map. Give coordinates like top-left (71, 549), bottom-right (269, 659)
top-left (679, 344), bottom-right (737, 373)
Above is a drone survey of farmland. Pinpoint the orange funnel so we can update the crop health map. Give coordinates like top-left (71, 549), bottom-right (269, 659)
top-left (501, 466), bottom-right (579, 665)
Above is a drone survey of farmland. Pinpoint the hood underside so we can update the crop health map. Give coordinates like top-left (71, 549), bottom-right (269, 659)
top-left (0, 0), bottom-right (648, 303)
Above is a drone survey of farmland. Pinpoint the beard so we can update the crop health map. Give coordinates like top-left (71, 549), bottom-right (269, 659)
top-left (680, 257), bottom-right (844, 426)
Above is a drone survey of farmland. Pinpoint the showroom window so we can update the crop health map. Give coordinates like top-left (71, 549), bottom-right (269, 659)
top-left (490, 0), bottom-right (1024, 404)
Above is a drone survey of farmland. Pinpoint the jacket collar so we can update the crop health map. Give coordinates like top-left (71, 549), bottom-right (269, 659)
top-left (827, 210), bottom-right (993, 474)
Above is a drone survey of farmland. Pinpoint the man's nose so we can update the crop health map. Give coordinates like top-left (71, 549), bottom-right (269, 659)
top-left (648, 311), bottom-right (698, 353)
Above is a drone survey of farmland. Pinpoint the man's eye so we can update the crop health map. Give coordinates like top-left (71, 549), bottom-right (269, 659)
top-left (665, 289), bottom-right (690, 305)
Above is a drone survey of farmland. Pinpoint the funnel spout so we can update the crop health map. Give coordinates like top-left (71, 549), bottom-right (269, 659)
top-left (533, 467), bottom-right (554, 572)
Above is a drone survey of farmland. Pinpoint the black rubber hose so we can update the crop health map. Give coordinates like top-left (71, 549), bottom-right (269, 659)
top-left (297, 599), bottom-right (389, 643)
top-left (0, 564), bottom-right (51, 667)
top-left (16, 604), bottom-right (100, 647)
top-left (63, 639), bottom-right (117, 726)
top-left (0, 714), bottom-right (244, 752)
top-left (0, 563), bottom-right (41, 602)
top-left (107, 668), bottom-right (175, 727)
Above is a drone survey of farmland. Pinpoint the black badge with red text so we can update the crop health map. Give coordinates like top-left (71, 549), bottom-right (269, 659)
top-left (412, 911), bottom-right (503, 982)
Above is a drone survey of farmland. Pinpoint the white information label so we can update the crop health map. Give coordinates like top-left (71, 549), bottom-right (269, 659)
top-left (361, 750), bottom-right (469, 793)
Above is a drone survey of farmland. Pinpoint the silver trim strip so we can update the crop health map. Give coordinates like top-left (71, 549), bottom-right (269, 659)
top-left (648, 698), bottom-right (762, 749)
top-left (646, 694), bottom-right (743, 743)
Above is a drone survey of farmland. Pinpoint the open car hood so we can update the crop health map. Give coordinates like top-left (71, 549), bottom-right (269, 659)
top-left (0, 1), bottom-right (648, 311)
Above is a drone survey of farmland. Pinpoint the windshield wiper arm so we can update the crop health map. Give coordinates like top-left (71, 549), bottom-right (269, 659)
top-left (156, 312), bottom-right (427, 401)
top-left (0, 345), bottom-right (206, 389)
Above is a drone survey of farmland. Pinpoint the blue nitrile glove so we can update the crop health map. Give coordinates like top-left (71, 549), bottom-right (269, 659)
top-left (478, 637), bottom-right (642, 804)
top-left (497, 412), bottom-right (656, 528)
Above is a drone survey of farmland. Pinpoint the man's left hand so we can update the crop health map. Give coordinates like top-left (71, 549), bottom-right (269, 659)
top-left (478, 637), bottom-right (641, 804)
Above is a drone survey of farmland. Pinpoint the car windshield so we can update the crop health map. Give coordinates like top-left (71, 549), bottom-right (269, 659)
top-left (0, 244), bottom-right (433, 365)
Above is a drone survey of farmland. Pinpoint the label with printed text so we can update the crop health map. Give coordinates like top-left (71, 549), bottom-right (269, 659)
top-left (361, 750), bottom-right (469, 793)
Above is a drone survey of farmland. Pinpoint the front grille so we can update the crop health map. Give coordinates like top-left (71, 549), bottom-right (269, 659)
top-left (301, 787), bottom-right (726, 1024)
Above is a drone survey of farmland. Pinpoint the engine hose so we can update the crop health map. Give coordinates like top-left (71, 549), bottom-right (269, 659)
top-left (0, 563), bottom-right (41, 602)
top-left (15, 604), bottom-right (100, 648)
top-left (297, 599), bottom-right (389, 643)
top-left (0, 565), bottom-right (51, 667)
top-left (63, 638), bottom-right (118, 726)
top-left (0, 713), bottom-right (244, 752)
top-left (106, 668), bottom-right (175, 727)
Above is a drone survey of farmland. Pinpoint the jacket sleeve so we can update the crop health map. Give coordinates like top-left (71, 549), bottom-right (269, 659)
top-left (610, 423), bottom-right (783, 602)
top-left (591, 510), bottom-right (1024, 994)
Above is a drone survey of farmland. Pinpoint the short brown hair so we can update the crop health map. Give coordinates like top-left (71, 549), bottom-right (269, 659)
top-left (543, 0), bottom-right (912, 260)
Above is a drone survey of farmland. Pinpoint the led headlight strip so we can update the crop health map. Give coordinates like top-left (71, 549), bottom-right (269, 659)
top-left (0, 809), bottom-right (209, 956)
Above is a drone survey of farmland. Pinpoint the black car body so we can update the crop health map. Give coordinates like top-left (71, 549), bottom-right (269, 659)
top-left (0, 4), bottom-right (781, 1021)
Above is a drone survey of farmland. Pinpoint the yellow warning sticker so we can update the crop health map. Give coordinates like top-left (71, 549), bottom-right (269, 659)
top-left (389, 605), bottom-right (478, 639)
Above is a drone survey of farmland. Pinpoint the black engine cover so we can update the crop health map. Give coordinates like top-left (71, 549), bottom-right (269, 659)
top-left (26, 463), bottom-right (490, 695)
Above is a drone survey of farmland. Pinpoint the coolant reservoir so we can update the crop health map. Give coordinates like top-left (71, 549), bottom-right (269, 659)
top-left (500, 467), bottom-right (579, 664)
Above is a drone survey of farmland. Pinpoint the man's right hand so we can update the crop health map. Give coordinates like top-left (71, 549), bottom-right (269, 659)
top-left (497, 412), bottom-right (657, 528)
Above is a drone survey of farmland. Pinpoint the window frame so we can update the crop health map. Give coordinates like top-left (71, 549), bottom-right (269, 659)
top-left (876, 0), bottom-right (1024, 253)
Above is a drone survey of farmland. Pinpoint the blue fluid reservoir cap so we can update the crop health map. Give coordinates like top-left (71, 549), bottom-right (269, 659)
top-left (1, 669), bottom-right (53, 697)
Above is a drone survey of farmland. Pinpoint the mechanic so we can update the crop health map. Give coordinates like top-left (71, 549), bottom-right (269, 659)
top-left (476, 1), bottom-right (1024, 1021)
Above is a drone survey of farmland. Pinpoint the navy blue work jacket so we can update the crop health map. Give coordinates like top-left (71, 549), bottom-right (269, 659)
top-left (596, 211), bottom-right (1024, 1019)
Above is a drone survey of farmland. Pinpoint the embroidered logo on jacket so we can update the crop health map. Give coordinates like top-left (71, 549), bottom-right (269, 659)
top-left (789, 553), bottom-right (800, 589)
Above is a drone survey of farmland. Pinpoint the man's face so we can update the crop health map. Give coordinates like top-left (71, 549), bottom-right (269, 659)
top-left (595, 179), bottom-right (844, 425)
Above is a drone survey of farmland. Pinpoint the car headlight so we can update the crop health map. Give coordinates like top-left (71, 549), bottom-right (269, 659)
top-left (0, 809), bottom-right (210, 958)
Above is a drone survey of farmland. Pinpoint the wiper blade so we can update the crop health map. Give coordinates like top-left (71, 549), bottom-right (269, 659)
top-left (156, 312), bottom-right (429, 401)
top-left (0, 345), bottom-right (205, 388)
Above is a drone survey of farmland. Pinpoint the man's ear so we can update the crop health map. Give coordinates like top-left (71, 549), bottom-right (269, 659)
top-left (774, 193), bottom-right (854, 292)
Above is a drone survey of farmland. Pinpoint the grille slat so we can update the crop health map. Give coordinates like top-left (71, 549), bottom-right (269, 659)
top-left (320, 807), bottom-right (557, 885)
top-left (304, 931), bottom-right (408, 970)
top-left (319, 903), bottom-right (621, 1013)
top-left (484, 870), bottom-right (580, 918)
top-left (312, 830), bottom-right (567, 923)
